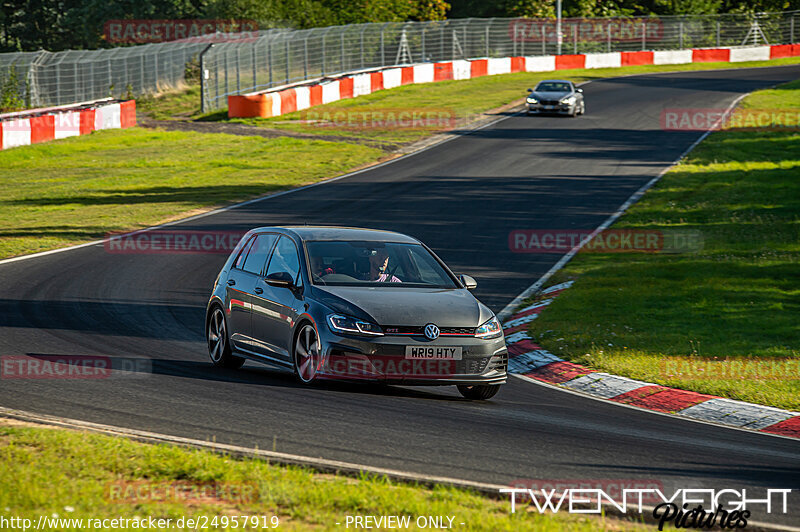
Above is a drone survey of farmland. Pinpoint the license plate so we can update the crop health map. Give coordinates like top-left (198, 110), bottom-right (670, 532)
top-left (405, 346), bottom-right (463, 360)
top-left (544, 105), bottom-right (555, 109)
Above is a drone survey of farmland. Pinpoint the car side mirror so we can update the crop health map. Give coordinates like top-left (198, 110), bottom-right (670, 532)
top-left (265, 271), bottom-right (294, 288)
top-left (527, 88), bottom-right (533, 92)
top-left (459, 274), bottom-right (477, 290)
top-left (576, 88), bottom-right (583, 93)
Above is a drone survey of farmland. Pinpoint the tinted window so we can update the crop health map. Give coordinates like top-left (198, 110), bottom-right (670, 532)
top-left (242, 234), bottom-right (278, 275)
top-left (233, 236), bottom-right (255, 270)
top-left (305, 241), bottom-right (456, 288)
top-left (266, 236), bottom-right (301, 283)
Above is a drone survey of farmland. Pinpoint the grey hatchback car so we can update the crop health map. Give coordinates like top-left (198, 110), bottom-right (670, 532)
top-left (206, 226), bottom-right (508, 400)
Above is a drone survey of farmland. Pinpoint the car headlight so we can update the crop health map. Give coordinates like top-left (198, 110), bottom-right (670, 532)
top-left (327, 314), bottom-right (383, 336)
top-left (561, 96), bottom-right (576, 105)
top-left (526, 97), bottom-right (538, 104)
top-left (475, 316), bottom-right (502, 339)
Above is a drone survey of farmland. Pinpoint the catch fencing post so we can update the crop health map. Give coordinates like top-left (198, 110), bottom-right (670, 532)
top-left (679, 21), bottom-right (684, 48)
top-left (304, 36), bottom-right (309, 79)
top-left (285, 38), bottom-right (290, 84)
top-left (268, 41), bottom-right (273, 85)
top-left (236, 48), bottom-right (240, 93)
top-left (542, 25), bottom-right (546, 55)
top-left (791, 15), bottom-right (795, 43)
top-left (607, 23), bottom-right (611, 52)
top-left (485, 22), bottom-right (490, 57)
top-left (642, 21), bottom-right (646, 50)
top-left (340, 30), bottom-right (345, 71)
top-left (252, 45), bottom-right (257, 91)
top-left (360, 26), bottom-right (366, 68)
top-left (200, 44), bottom-right (213, 113)
top-left (716, 20), bottom-right (720, 47)
top-left (574, 25), bottom-right (578, 53)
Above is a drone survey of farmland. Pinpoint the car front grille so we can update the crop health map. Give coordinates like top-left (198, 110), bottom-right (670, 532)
top-left (382, 325), bottom-right (476, 336)
top-left (539, 99), bottom-right (561, 106)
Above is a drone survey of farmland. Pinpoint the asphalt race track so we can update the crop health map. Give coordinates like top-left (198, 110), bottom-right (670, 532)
top-left (1, 66), bottom-right (799, 526)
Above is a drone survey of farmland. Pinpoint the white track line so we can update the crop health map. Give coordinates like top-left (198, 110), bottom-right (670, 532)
top-left (496, 91), bottom-right (749, 321)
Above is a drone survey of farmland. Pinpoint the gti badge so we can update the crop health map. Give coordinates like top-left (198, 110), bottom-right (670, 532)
top-left (424, 323), bottom-right (440, 340)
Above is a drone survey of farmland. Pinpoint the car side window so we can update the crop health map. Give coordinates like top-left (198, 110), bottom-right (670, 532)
top-left (242, 234), bottom-right (278, 275)
top-left (233, 236), bottom-right (255, 270)
top-left (266, 236), bottom-right (301, 284)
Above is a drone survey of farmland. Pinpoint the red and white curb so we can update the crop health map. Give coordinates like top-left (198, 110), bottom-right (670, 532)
top-left (0, 99), bottom-right (136, 151)
top-left (228, 43), bottom-right (800, 118)
top-left (502, 280), bottom-right (800, 439)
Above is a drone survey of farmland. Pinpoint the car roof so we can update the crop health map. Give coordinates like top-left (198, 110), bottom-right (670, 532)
top-left (536, 79), bottom-right (573, 85)
top-left (251, 226), bottom-right (420, 244)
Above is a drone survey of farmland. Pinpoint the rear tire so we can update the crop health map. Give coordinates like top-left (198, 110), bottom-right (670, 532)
top-left (207, 306), bottom-right (245, 369)
top-left (457, 384), bottom-right (500, 400)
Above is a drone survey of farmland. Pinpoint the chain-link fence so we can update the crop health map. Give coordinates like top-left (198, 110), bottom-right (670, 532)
top-left (200, 11), bottom-right (799, 111)
top-left (0, 12), bottom-right (797, 112)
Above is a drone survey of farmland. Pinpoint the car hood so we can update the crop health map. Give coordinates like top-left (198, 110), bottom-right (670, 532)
top-left (531, 90), bottom-right (572, 100)
top-left (311, 285), bottom-right (493, 327)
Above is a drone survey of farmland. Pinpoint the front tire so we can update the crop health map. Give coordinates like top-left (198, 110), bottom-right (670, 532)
top-left (457, 384), bottom-right (501, 400)
top-left (207, 306), bottom-right (245, 369)
top-left (294, 323), bottom-right (321, 384)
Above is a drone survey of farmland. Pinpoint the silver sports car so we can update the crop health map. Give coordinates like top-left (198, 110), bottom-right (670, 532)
top-left (206, 226), bottom-right (508, 400)
top-left (526, 79), bottom-right (585, 117)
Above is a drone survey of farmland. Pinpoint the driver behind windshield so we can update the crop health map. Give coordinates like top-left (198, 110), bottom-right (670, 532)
top-left (366, 249), bottom-right (401, 283)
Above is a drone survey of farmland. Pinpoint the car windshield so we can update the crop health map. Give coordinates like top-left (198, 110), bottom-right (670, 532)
top-left (536, 82), bottom-right (571, 92)
top-left (306, 241), bottom-right (458, 288)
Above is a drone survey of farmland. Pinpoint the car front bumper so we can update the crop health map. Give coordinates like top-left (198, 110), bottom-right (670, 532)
top-left (316, 329), bottom-right (508, 385)
top-left (527, 102), bottom-right (575, 115)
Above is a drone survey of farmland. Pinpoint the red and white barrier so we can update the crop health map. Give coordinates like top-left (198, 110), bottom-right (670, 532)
top-left (228, 43), bottom-right (800, 118)
top-left (0, 99), bottom-right (136, 151)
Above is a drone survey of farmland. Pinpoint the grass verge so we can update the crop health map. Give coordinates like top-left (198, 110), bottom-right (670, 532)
top-left (0, 420), bottom-right (648, 531)
top-left (0, 128), bottom-right (380, 258)
top-left (525, 79), bottom-right (800, 411)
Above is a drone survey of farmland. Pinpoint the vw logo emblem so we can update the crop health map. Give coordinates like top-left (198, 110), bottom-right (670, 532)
top-left (424, 323), bottom-right (440, 340)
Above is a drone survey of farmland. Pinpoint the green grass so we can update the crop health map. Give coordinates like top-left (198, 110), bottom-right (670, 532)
top-left (526, 79), bottom-right (800, 411)
top-left (0, 128), bottom-right (380, 258)
top-left (0, 422), bottom-right (649, 531)
top-left (136, 85), bottom-right (204, 121)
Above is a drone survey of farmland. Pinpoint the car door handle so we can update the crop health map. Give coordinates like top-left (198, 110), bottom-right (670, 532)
top-left (254, 287), bottom-right (263, 294)
top-left (227, 279), bottom-right (236, 286)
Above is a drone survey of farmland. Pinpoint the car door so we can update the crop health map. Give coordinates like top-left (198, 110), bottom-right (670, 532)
top-left (226, 233), bottom-right (278, 352)
top-left (251, 235), bottom-right (304, 362)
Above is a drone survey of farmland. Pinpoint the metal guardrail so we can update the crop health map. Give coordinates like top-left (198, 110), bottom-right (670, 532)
top-left (0, 12), bottom-right (796, 111)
